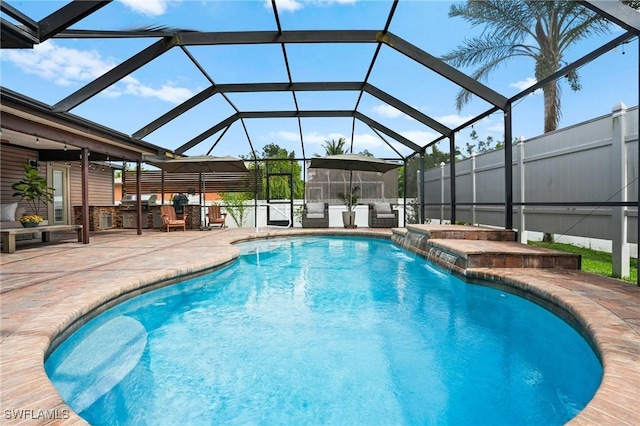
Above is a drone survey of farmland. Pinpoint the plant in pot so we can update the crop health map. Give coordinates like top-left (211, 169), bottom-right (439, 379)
top-left (337, 185), bottom-right (360, 228)
top-left (11, 163), bottom-right (54, 227)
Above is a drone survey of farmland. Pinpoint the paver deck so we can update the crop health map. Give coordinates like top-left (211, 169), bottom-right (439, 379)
top-left (0, 227), bottom-right (638, 425)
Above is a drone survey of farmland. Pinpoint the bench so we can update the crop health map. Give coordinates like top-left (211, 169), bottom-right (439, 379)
top-left (1, 225), bottom-right (83, 254)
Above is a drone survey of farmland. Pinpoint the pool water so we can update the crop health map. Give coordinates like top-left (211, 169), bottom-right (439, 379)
top-left (46, 237), bottom-right (602, 425)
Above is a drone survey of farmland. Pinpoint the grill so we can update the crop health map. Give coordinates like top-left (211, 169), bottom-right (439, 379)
top-left (120, 194), bottom-right (157, 211)
top-left (120, 195), bottom-right (157, 229)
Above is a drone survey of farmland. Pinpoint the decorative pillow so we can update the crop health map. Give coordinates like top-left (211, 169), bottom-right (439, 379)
top-left (377, 213), bottom-right (396, 219)
top-left (306, 213), bottom-right (325, 219)
top-left (1, 203), bottom-right (18, 221)
top-left (373, 202), bottom-right (391, 214)
top-left (307, 203), bottom-right (325, 214)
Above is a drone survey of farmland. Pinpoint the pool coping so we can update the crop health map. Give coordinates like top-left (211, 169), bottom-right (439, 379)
top-left (1, 227), bottom-right (638, 425)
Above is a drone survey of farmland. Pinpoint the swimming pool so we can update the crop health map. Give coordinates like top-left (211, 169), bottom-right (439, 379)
top-left (46, 236), bottom-right (602, 425)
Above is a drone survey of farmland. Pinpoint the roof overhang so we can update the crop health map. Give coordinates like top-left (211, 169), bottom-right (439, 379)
top-left (1, 87), bottom-right (170, 162)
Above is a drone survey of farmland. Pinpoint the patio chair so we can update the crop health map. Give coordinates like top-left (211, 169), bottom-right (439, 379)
top-left (206, 205), bottom-right (227, 228)
top-left (301, 202), bottom-right (329, 228)
top-left (368, 203), bottom-right (398, 228)
top-left (160, 205), bottom-right (187, 232)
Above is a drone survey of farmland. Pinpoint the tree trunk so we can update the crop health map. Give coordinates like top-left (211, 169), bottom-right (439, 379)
top-left (542, 81), bottom-right (559, 134)
top-left (541, 81), bottom-right (559, 243)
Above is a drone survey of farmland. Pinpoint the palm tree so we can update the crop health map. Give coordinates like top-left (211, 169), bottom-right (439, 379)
top-left (441, 0), bottom-right (614, 133)
top-left (317, 137), bottom-right (347, 156)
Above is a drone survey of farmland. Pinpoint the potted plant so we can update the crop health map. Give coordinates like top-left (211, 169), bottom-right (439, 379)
top-left (337, 185), bottom-right (360, 228)
top-left (11, 163), bottom-right (54, 227)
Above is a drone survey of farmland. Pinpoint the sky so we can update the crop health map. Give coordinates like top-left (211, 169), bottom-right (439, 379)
top-left (1, 0), bottom-right (638, 161)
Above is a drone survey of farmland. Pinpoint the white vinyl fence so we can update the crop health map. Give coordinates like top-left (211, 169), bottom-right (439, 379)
top-left (421, 103), bottom-right (639, 278)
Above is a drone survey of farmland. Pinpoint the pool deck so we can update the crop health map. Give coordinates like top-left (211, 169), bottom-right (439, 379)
top-left (1, 227), bottom-right (639, 425)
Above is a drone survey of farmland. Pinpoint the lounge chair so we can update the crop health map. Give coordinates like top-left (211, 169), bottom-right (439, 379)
top-left (301, 202), bottom-right (329, 228)
top-left (160, 205), bottom-right (187, 232)
top-left (206, 205), bottom-right (227, 228)
top-left (368, 202), bottom-right (398, 228)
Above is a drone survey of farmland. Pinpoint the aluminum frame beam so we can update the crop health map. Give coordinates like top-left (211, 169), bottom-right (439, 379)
top-left (580, 1), bottom-right (640, 34)
top-left (38, 1), bottom-right (111, 43)
top-left (1, 2), bottom-right (40, 48)
top-left (133, 81), bottom-right (450, 140)
top-left (1, 1), bottom-right (110, 48)
top-left (176, 110), bottom-right (422, 154)
top-left (53, 30), bottom-right (506, 114)
top-left (53, 37), bottom-right (175, 112)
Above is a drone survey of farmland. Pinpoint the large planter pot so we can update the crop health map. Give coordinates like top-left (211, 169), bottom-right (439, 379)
top-left (20, 222), bottom-right (39, 228)
top-left (342, 211), bottom-right (356, 228)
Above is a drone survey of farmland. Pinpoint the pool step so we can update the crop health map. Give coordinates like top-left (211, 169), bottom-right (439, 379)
top-left (405, 224), bottom-right (517, 241)
top-left (392, 225), bottom-right (580, 273)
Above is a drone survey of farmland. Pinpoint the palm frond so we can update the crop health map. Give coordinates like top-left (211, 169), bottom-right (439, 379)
top-left (120, 25), bottom-right (196, 34)
top-left (450, 1), bottom-right (537, 42)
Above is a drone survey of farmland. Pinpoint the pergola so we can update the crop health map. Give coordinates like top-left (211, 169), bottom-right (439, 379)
top-left (1, 0), bottom-right (639, 234)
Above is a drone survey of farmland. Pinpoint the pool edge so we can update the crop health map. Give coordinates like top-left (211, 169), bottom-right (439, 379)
top-left (1, 228), bottom-right (638, 425)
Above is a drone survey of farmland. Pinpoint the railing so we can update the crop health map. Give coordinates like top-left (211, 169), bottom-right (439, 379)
top-left (256, 202), bottom-right (292, 231)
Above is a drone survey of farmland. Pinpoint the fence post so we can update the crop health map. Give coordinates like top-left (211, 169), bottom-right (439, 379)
top-left (612, 102), bottom-right (630, 278)
top-left (471, 152), bottom-right (477, 225)
top-left (517, 137), bottom-right (527, 243)
top-left (440, 162), bottom-right (445, 223)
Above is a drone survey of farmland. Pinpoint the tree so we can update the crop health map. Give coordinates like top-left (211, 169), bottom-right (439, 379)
top-left (442, 1), bottom-right (615, 133)
top-left (219, 192), bottom-right (252, 228)
top-left (317, 137), bottom-right (347, 156)
top-left (442, 0), bottom-right (632, 241)
top-left (242, 143), bottom-right (304, 199)
top-left (315, 137), bottom-right (373, 157)
top-left (463, 129), bottom-right (503, 156)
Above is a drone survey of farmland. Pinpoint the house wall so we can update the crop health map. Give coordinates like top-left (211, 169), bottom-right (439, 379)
top-left (69, 163), bottom-right (114, 207)
top-left (1, 143), bottom-right (116, 224)
top-left (0, 144), bottom-right (48, 219)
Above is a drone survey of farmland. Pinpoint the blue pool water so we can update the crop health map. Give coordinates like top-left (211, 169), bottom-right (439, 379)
top-left (46, 237), bottom-right (602, 425)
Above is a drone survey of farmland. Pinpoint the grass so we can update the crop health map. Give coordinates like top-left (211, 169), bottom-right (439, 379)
top-left (528, 241), bottom-right (637, 284)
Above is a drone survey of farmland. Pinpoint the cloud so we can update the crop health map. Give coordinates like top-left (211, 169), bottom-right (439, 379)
top-left (400, 130), bottom-right (438, 146)
top-left (121, 76), bottom-right (193, 103)
top-left (353, 133), bottom-right (384, 150)
top-left (273, 131), bottom-right (326, 145)
top-left (311, 0), bottom-right (357, 5)
top-left (435, 114), bottom-right (475, 128)
top-left (272, 131), bottom-right (302, 142)
top-left (268, 0), bottom-right (304, 12)
top-left (1, 41), bottom-right (193, 104)
top-left (266, 0), bottom-right (356, 13)
top-left (510, 77), bottom-right (540, 94)
top-left (2, 42), bottom-right (115, 86)
top-left (485, 123), bottom-right (504, 133)
top-left (372, 104), bottom-right (405, 119)
top-left (118, 0), bottom-right (174, 16)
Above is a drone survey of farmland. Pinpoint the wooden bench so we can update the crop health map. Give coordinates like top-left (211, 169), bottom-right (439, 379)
top-left (1, 225), bottom-right (83, 254)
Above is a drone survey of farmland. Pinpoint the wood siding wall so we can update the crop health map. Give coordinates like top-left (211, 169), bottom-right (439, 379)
top-left (69, 163), bottom-right (114, 207)
top-left (2, 143), bottom-right (116, 224)
top-left (0, 144), bottom-right (48, 219)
